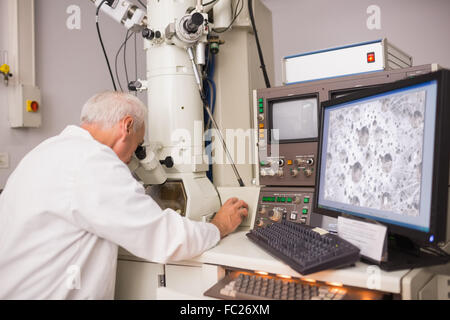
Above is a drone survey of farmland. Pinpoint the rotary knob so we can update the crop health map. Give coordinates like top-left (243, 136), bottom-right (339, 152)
top-left (256, 218), bottom-right (264, 227)
top-left (294, 196), bottom-right (302, 204)
top-left (304, 168), bottom-right (313, 177)
top-left (258, 114), bottom-right (265, 121)
top-left (277, 169), bottom-right (284, 177)
top-left (291, 168), bottom-right (299, 177)
top-left (270, 209), bottom-right (282, 222)
top-left (258, 207), bottom-right (267, 215)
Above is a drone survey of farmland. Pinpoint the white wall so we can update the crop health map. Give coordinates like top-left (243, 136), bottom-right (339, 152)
top-left (0, 0), bottom-right (146, 188)
top-left (261, 0), bottom-right (450, 86)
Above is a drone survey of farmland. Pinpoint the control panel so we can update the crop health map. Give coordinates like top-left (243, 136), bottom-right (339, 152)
top-left (256, 94), bottom-right (318, 187)
top-left (258, 145), bottom-right (317, 186)
top-left (254, 187), bottom-right (314, 229)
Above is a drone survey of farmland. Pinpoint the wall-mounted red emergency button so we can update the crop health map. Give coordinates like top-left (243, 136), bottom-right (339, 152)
top-left (26, 100), bottom-right (39, 113)
top-left (367, 52), bottom-right (375, 63)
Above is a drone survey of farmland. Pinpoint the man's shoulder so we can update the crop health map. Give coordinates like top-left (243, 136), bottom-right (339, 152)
top-left (26, 126), bottom-right (116, 165)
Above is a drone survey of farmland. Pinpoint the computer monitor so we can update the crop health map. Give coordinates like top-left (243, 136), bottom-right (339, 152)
top-left (314, 70), bottom-right (450, 269)
top-left (269, 95), bottom-right (318, 143)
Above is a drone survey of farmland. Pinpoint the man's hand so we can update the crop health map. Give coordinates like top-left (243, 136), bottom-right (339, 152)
top-left (211, 197), bottom-right (249, 239)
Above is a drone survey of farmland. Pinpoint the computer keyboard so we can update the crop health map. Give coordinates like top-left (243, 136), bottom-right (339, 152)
top-left (246, 220), bottom-right (360, 275)
top-left (205, 273), bottom-right (347, 300)
top-left (204, 271), bottom-right (387, 300)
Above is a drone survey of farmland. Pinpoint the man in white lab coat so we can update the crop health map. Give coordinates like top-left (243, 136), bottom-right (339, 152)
top-left (0, 92), bottom-right (248, 300)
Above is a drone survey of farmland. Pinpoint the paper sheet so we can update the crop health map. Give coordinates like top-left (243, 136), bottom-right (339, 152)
top-left (337, 216), bottom-right (387, 262)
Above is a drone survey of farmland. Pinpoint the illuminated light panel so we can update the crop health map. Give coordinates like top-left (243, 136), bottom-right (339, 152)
top-left (301, 278), bottom-right (316, 283)
top-left (326, 281), bottom-right (343, 287)
top-left (255, 271), bottom-right (269, 276)
top-left (367, 52), bottom-right (375, 63)
top-left (277, 274), bottom-right (292, 279)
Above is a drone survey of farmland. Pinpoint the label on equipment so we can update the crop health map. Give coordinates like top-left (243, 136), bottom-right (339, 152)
top-left (312, 227), bottom-right (329, 236)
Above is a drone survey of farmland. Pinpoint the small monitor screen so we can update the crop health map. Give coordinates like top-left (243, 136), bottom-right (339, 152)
top-left (317, 80), bottom-right (438, 233)
top-left (271, 97), bottom-right (318, 142)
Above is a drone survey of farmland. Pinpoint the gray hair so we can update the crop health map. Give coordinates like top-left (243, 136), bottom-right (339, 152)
top-left (80, 91), bottom-right (147, 131)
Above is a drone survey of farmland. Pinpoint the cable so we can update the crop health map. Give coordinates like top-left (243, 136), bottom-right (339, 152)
top-left (248, 0), bottom-right (271, 88)
top-left (115, 30), bottom-right (134, 92)
top-left (124, 28), bottom-right (130, 88)
top-left (187, 47), bottom-right (244, 187)
top-left (96, 0), bottom-right (117, 91)
top-left (212, 0), bottom-right (244, 34)
top-left (202, 93), bottom-right (245, 187)
top-left (137, 0), bottom-right (147, 10)
top-left (203, 0), bottom-right (219, 6)
top-left (134, 32), bottom-right (138, 96)
top-left (422, 245), bottom-right (450, 259)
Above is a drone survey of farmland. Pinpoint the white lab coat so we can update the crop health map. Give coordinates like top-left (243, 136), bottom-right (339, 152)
top-left (0, 125), bottom-right (220, 300)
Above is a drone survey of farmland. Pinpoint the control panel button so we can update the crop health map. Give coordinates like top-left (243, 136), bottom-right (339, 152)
top-left (269, 209), bottom-right (282, 222)
top-left (26, 100), bottom-right (39, 113)
top-left (304, 168), bottom-right (313, 177)
top-left (256, 218), bottom-right (264, 227)
top-left (290, 212), bottom-right (297, 220)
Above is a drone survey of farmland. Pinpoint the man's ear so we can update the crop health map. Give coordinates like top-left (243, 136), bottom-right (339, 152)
top-left (124, 116), bottom-right (134, 135)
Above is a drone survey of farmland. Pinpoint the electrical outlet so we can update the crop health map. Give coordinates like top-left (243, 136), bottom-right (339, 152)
top-left (0, 153), bottom-right (9, 169)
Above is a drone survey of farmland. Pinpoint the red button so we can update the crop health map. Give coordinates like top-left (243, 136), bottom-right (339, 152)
top-left (31, 101), bottom-right (39, 112)
top-left (367, 52), bottom-right (375, 63)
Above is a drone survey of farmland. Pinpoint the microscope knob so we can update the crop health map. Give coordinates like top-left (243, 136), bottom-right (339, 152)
top-left (142, 28), bottom-right (155, 40)
top-left (160, 156), bottom-right (174, 168)
top-left (128, 81), bottom-right (142, 92)
top-left (184, 12), bottom-right (204, 33)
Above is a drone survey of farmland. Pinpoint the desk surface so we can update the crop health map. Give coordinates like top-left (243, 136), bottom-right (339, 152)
top-left (119, 227), bottom-right (413, 294)
top-left (186, 228), bottom-right (412, 294)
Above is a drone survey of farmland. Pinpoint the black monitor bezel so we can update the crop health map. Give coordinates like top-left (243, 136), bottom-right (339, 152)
top-left (313, 70), bottom-right (450, 245)
top-left (268, 93), bottom-right (320, 144)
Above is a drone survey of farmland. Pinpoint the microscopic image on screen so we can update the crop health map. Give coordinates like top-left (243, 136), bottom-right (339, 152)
top-left (323, 89), bottom-right (427, 217)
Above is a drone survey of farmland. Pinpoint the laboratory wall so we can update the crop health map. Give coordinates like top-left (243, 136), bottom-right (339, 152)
top-left (261, 0), bottom-right (450, 86)
top-left (0, 0), bottom-right (146, 188)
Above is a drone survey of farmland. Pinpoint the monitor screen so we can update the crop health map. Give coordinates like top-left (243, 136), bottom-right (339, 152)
top-left (317, 80), bottom-right (438, 233)
top-left (270, 97), bottom-right (318, 142)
